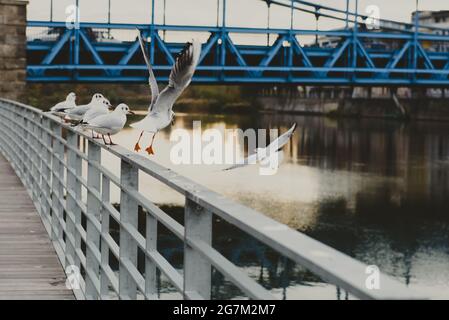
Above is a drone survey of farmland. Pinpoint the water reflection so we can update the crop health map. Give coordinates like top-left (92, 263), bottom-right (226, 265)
top-left (102, 112), bottom-right (449, 299)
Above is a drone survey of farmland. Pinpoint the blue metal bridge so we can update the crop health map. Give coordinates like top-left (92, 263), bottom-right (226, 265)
top-left (26, 0), bottom-right (449, 86)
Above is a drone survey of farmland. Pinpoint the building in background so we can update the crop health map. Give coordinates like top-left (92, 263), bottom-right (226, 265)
top-left (412, 10), bottom-right (449, 52)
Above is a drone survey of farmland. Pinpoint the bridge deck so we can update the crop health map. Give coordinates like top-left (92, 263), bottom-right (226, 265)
top-left (0, 154), bottom-right (73, 300)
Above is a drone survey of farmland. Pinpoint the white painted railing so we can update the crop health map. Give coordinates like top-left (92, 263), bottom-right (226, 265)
top-left (0, 98), bottom-right (423, 300)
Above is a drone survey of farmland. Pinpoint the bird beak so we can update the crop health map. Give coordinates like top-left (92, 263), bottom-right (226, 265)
top-left (108, 103), bottom-right (114, 110)
top-left (128, 110), bottom-right (135, 115)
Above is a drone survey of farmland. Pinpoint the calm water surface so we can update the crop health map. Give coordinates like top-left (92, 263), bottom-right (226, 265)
top-left (93, 111), bottom-right (449, 299)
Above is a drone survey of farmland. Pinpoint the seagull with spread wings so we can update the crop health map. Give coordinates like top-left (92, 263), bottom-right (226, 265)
top-left (223, 123), bottom-right (297, 171)
top-left (130, 30), bottom-right (201, 155)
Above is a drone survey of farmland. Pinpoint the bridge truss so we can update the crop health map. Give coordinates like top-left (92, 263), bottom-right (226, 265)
top-left (26, 0), bottom-right (449, 86)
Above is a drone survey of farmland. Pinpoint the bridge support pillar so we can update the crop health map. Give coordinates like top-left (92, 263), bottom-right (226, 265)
top-left (0, 0), bottom-right (28, 100)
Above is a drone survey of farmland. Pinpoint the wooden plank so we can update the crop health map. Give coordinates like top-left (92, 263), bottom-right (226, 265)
top-left (0, 154), bottom-right (74, 300)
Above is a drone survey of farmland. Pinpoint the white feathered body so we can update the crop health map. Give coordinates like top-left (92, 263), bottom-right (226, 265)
top-left (82, 105), bottom-right (109, 123)
top-left (130, 39), bottom-right (201, 133)
top-left (84, 111), bottom-right (127, 136)
top-left (50, 99), bottom-right (76, 118)
top-left (66, 104), bottom-right (92, 121)
top-left (66, 94), bottom-right (110, 121)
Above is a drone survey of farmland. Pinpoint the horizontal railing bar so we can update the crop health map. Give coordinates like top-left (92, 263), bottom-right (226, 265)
top-left (185, 237), bottom-right (276, 300)
top-left (120, 221), bottom-right (184, 294)
top-left (26, 20), bottom-right (449, 38)
top-left (126, 189), bottom-right (184, 239)
top-left (1, 105), bottom-right (89, 164)
top-left (24, 64), bottom-right (449, 75)
top-left (64, 253), bottom-right (87, 300)
top-left (120, 258), bottom-right (146, 297)
top-left (101, 264), bottom-right (119, 296)
top-left (101, 232), bottom-right (119, 259)
top-left (85, 266), bottom-right (102, 297)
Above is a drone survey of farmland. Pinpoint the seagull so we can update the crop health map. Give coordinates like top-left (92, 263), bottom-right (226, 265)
top-left (78, 97), bottom-right (114, 138)
top-left (82, 103), bottom-right (134, 145)
top-left (65, 93), bottom-right (112, 122)
top-left (223, 123), bottom-right (297, 171)
top-left (48, 92), bottom-right (77, 118)
top-left (130, 30), bottom-right (201, 155)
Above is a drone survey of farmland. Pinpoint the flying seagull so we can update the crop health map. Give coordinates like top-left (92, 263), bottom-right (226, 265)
top-left (223, 123), bottom-right (297, 171)
top-left (82, 103), bottom-right (134, 145)
top-left (48, 92), bottom-right (77, 118)
top-left (130, 30), bottom-right (201, 155)
top-left (65, 93), bottom-right (112, 122)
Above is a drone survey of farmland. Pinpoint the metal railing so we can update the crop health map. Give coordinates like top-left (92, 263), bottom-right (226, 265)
top-left (0, 98), bottom-right (423, 300)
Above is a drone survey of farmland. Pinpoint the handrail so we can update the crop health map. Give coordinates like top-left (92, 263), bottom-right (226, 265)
top-left (26, 21), bottom-right (449, 41)
top-left (0, 98), bottom-right (424, 300)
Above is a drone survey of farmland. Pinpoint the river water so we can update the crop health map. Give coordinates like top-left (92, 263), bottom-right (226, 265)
top-left (90, 109), bottom-right (449, 300)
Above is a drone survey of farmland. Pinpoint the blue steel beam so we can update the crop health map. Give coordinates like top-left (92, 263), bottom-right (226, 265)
top-left (26, 20), bottom-right (449, 86)
top-left (40, 30), bottom-right (71, 65)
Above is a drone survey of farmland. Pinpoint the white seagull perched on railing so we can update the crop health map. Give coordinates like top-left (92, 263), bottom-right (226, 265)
top-left (65, 93), bottom-right (112, 122)
top-left (48, 92), bottom-right (77, 118)
top-left (223, 123), bottom-right (297, 172)
top-left (82, 103), bottom-right (134, 145)
top-left (131, 30), bottom-right (201, 155)
top-left (77, 96), bottom-right (114, 138)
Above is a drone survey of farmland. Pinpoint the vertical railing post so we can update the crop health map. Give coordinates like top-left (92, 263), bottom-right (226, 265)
top-left (85, 141), bottom-right (102, 299)
top-left (66, 131), bottom-right (82, 270)
top-left (20, 107), bottom-right (27, 178)
top-left (183, 198), bottom-right (212, 299)
top-left (145, 213), bottom-right (157, 299)
top-left (51, 122), bottom-right (64, 244)
top-left (119, 159), bottom-right (139, 300)
top-left (24, 110), bottom-right (31, 185)
top-left (100, 175), bottom-right (111, 298)
top-left (41, 118), bottom-right (52, 227)
top-left (29, 111), bottom-right (39, 202)
top-left (36, 114), bottom-right (45, 214)
top-left (8, 107), bottom-right (18, 174)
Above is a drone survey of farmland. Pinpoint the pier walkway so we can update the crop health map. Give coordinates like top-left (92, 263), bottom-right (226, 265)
top-left (0, 153), bottom-right (73, 300)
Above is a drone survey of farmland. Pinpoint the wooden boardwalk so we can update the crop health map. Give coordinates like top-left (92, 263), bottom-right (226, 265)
top-left (0, 154), bottom-right (73, 300)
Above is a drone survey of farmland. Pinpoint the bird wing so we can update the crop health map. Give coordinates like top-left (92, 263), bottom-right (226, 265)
top-left (267, 123), bottom-right (297, 153)
top-left (168, 40), bottom-right (201, 91)
top-left (87, 113), bottom-right (124, 129)
top-left (82, 106), bottom-right (108, 123)
top-left (223, 153), bottom-right (258, 171)
top-left (68, 105), bottom-right (90, 117)
top-left (151, 40), bottom-right (201, 114)
top-left (137, 29), bottom-right (159, 111)
top-left (50, 101), bottom-right (67, 112)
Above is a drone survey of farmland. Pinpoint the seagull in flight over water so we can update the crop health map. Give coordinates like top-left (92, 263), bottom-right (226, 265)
top-left (130, 30), bottom-right (202, 155)
top-left (223, 123), bottom-right (297, 172)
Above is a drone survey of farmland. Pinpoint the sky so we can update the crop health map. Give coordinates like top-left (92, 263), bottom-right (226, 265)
top-left (26, 0), bottom-right (448, 44)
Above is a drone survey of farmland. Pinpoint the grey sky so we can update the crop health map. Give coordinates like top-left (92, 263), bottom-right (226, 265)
top-left (27, 0), bottom-right (448, 44)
